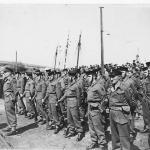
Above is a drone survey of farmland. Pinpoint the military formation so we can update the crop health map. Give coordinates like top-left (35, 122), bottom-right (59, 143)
top-left (1, 60), bottom-right (150, 150)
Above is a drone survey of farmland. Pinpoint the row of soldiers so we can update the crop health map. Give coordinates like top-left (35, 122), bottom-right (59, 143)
top-left (1, 61), bottom-right (150, 150)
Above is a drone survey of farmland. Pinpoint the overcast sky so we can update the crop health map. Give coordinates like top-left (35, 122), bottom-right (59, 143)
top-left (0, 4), bottom-right (150, 68)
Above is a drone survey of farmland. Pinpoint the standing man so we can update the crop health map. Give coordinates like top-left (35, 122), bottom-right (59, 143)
top-left (86, 70), bottom-right (107, 150)
top-left (1, 66), bottom-right (17, 136)
top-left (33, 70), bottom-right (49, 128)
top-left (43, 71), bottom-right (61, 133)
top-left (15, 71), bottom-right (26, 115)
top-left (22, 70), bottom-right (38, 122)
top-left (58, 69), bottom-right (84, 141)
top-left (139, 62), bottom-right (150, 148)
top-left (109, 68), bottom-right (131, 150)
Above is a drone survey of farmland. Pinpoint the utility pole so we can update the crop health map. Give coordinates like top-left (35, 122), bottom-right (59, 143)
top-left (76, 32), bottom-right (82, 68)
top-left (100, 7), bottom-right (104, 75)
top-left (64, 34), bottom-right (70, 69)
top-left (15, 51), bottom-right (18, 72)
top-left (54, 46), bottom-right (58, 69)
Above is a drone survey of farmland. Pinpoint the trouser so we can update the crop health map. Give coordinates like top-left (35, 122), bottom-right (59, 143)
top-left (141, 99), bottom-right (150, 128)
top-left (109, 110), bottom-right (131, 150)
top-left (25, 97), bottom-right (35, 115)
top-left (88, 108), bottom-right (106, 145)
top-left (141, 98), bottom-right (150, 148)
top-left (4, 100), bottom-right (17, 128)
top-left (67, 105), bottom-right (83, 133)
top-left (130, 106), bottom-right (136, 132)
top-left (17, 95), bottom-right (26, 112)
top-left (36, 99), bottom-right (49, 123)
top-left (48, 102), bottom-right (60, 126)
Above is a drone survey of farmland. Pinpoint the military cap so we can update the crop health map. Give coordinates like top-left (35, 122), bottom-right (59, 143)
top-left (146, 62), bottom-right (150, 67)
top-left (35, 71), bottom-right (42, 76)
top-left (26, 68), bottom-right (33, 76)
top-left (56, 70), bottom-right (61, 75)
top-left (68, 70), bottom-right (77, 76)
top-left (141, 67), bottom-right (148, 71)
top-left (63, 68), bottom-right (68, 72)
top-left (119, 66), bottom-right (128, 72)
top-left (26, 71), bottom-right (32, 76)
top-left (15, 71), bottom-right (21, 74)
top-left (112, 69), bottom-right (122, 76)
top-left (45, 69), bottom-right (51, 73)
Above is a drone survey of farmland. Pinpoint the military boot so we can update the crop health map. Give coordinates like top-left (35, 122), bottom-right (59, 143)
top-left (39, 120), bottom-right (46, 125)
top-left (76, 132), bottom-right (84, 141)
top-left (2, 126), bottom-right (11, 132)
top-left (65, 131), bottom-right (76, 138)
top-left (54, 125), bottom-right (60, 134)
top-left (5, 127), bottom-right (17, 136)
top-left (86, 142), bottom-right (99, 150)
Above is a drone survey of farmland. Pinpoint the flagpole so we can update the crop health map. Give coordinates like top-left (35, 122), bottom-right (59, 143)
top-left (76, 33), bottom-right (81, 68)
top-left (100, 7), bottom-right (104, 75)
top-left (54, 46), bottom-right (58, 69)
top-left (64, 34), bottom-right (69, 69)
top-left (15, 51), bottom-right (18, 72)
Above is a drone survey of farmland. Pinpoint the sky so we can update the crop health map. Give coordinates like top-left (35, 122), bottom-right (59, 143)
top-left (0, 4), bottom-right (150, 68)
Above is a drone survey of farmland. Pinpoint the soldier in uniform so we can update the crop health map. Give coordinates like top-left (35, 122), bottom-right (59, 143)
top-left (139, 62), bottom-right (150, 148)
top-left (15, 71), bottom-right (26, 115)
top-left (22, 70), bottom-right (37, 121)
top-left (120, 67), bottom-right (139, 139)
top-left (76, 68), bottom-right (87, 122)
top-left (33, 70), bottom-right (49, 128)
top-left (58, 69), bottom-right (84, 141)
top-left (43, 70), bottom-right (62, 133)
top-left (139, 66), bottom-right (150, 133)
top-left (108, 68), bottom-right (131, 150)
top-left (86, 70), bottom-right (107, 150)
top-left (1, 66), bottom-right (17, 136)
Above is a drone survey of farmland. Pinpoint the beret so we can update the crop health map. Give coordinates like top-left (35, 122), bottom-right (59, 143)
top-left (146, 62), bottom-right (150, 67)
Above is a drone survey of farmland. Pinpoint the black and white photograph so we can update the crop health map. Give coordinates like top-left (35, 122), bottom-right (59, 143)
top-left (0, 1), bottom-right (150, 149)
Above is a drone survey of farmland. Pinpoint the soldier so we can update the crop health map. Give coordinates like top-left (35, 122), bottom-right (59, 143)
top-left (120, 67), bottom-right (139, 139)
top-left (86, 70), bottom-right (107, 150)
top-left (22, 70), bottom-right (37, 121)
top-left (58, 69), bottom-right (84, 141)
top-left (15, 71), bottom-right (26, 115)
top-left (108, 68), bottom-right (131, 150)
top-left (33, 70), bottom-right (49, 128)
top-left (76, 68), bottom-right (87, 122)
top-left (1, 66), bottom-right (17, 136)
top-left (43, 70), bottom-right (62, 133)
top-left (139, 62), bottom-right (150, 148)
top-left (139, 66), bottom-right (150, 133)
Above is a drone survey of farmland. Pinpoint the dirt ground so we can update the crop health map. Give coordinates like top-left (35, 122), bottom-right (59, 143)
top-left (0, 99), bottom-right (149, 150)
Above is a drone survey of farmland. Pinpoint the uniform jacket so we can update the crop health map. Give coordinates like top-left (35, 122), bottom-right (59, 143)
top-left (59, 81), bottom-right (81, 107)
top-left (16, 77), bottom-right (25, 95)
top-left (24, 79), bottom-right (35, 98)
top-left (109, 80), bottom-right (129, 107)
top-left (87, 80), bottom-right (106, 103)
top-left (3, 76), bottom-right (17, 102)
top-left (44, 78), bottom-right (62, 103)
top-left (142, 77), bottom-right (150, 98)
top-left (109, 79), bottom-right (131, 124)
top-left (122, 76), bottom-right (138, 107)
top-left (35, 79), bottom-right (46, 100)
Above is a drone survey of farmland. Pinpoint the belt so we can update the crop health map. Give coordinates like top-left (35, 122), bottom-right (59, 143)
top-left (110, 106), bottom-right (122, 111)
top-left (90, 106), bottom-right (99, 111)
top-left (4, 90), bottom-right (13, 92)
top-left (67, 96), bottom-right (76, 98)
top-left (49, 93), bottom-right (56, 94)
